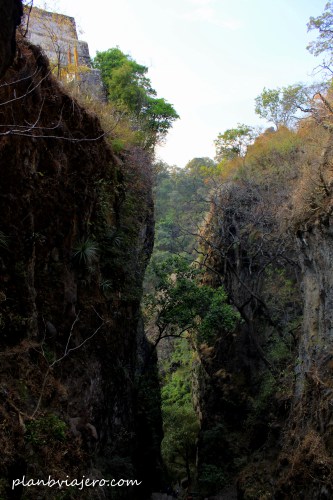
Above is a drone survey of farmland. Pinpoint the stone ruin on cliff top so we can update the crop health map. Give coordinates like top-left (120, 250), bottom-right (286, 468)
top-left (23, 6), bottom-right (106, 102)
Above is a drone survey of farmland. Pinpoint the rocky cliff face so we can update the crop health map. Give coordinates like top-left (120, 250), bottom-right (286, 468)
top-left (275, 142), bottom-right (333, 498)
top-left (0, 36), bottom-right (161, 499)
top-left (0, 0), bottom-right (22, 77)
top-left (195, 124), bottom-right (333, 497)
top-left (274, 223), bottom-right (333, 499)
top-left (194, 131), bottom-right (303, 498)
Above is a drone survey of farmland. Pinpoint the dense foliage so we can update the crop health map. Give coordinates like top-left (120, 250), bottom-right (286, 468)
top-left (144, 255), bottom-right (240, 348)
top-left (145, 157), bottom-right (216, 278)
top-left (161, 338), bottom-right (199, 484)
top-left (93, 47), bottom-right (179, 148)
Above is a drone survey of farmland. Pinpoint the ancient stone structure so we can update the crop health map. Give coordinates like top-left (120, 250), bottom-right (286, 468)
top-left (23, 6), bottom-right (106, 101)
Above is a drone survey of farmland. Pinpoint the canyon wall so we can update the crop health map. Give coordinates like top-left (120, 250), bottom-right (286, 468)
top-left (0, 29), bottom-right (161, 500)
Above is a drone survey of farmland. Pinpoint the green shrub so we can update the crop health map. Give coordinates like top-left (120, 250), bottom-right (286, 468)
top-left (26, 414), bottom-right (67, 446)
top-left (198, 464), bottom-right (227, 494)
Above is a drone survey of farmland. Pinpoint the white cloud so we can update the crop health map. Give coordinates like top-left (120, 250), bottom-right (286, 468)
top-left (187, 0), bottom-right (213, 5)
top-left (218, 18), bottom-right (243, 30)
top-left (185, 5), bottom-right (215, 21)
top-left (183, 0), bottom-right (242, 30)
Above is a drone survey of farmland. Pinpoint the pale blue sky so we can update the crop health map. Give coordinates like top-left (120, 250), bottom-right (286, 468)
top-left (34, 0), bottom-right (326, 167)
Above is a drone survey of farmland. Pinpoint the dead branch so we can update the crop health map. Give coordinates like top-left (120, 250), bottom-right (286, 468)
top-left (30, 308), bottom-right (105, 419)
top-left (0, 67), bottom-right (52, 107)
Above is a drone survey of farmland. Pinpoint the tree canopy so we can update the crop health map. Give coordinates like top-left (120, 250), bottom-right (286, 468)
top-left (214, 124), bottom-right (254, 162)
top-left (307, 1), bottom-right (333, 71)
top-left (144, 255), bottom-right (240, 347)
top-left (93, 47), bottom-right (179, 147)
top-left (254, 85), bottom-right (307, 129)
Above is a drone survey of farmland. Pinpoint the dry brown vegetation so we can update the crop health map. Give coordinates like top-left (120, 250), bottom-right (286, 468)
top-left (194, 84), bottom-right (333, 497)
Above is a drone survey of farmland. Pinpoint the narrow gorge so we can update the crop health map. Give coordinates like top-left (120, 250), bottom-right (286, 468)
top-left (2, 2), bottom-right (333, 500)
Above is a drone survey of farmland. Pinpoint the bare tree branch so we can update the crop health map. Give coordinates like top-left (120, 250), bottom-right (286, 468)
top-left (30, 308), bottom-right (105, 418)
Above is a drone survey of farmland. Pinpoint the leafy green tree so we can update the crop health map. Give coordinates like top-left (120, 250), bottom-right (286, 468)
top-left (307, 1), bottom-right (333, 71)
top-left (144, 96), bottom-right (179, 138)
top-left (161, 338), bottom-right (199, 484)
top-left (144, 255), bottom-right (240, 347)
top-left (214, 124), bottom-right (254, 162)
top-left (93, 48), bottom-right (154, 111)
top-left (145, 158), bottom-right (215, 279)
top-left (93, 47), bottom-right (179, 146)
top-left (162, 403), bottom-right (199, 484)
top-left (254, 85), bottom-right (307, 129)
top-left (185, 157), bottom-right (216, 176)
top-left (155, 215), bottom-right (181, 254)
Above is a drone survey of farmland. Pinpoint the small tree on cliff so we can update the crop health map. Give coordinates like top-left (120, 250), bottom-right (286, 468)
top-left (93, 48), bottom-right (179, 147)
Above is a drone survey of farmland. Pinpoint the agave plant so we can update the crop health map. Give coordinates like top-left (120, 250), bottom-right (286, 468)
top-left (99, 279), bottom-right (113, 295)
top-left (72, 238), bottom-right (99, 267)
top-left (0, 231), bottom-right (8, 250)
top-left (104, 228), bottom-right (123, 249)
